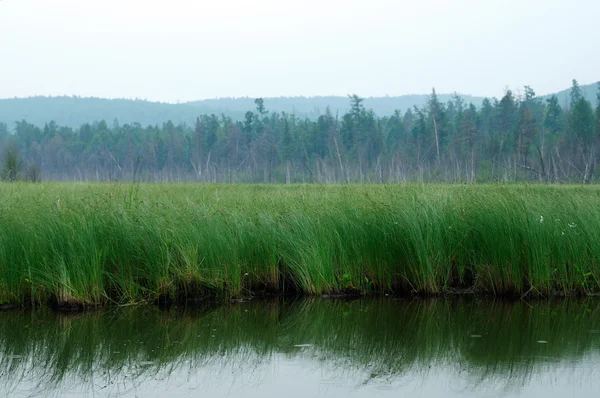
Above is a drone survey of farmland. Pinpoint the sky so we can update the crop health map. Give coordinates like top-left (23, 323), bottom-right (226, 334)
top-left (0, 0), bottom-right (598, 103)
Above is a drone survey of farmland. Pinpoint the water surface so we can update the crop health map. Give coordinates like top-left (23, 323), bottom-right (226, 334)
top-left (1, 298), bottom-right (599, 397)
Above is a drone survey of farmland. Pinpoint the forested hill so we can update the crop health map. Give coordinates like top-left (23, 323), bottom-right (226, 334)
top-left (550, 83), bottom-right (598, 108)
top-left (1, 93), bottom-right (484, 129)
top-left (2, 83), bottom-right (597, 129)
top-left (184, 94), bottom-right (485, 122)
top-left (0, 79), bottom-right (598, 184)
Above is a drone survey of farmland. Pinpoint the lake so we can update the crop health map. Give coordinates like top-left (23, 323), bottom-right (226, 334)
top-left (1, 298), bottom-right (599, 397)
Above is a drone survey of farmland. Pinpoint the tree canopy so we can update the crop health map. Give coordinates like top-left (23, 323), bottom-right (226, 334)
top-left (1, 81), bottom-right (599, 184)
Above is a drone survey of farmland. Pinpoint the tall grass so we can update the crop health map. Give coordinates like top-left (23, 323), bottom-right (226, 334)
top-left (1, 183), bottom-right (600, 305)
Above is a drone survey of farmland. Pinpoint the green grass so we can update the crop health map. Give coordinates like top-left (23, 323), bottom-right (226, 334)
top-left (1, 183), bottom-right (600, 306)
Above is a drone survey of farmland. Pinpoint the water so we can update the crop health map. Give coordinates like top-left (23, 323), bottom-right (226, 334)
top-left (1, 298), bottom-right (600, 397)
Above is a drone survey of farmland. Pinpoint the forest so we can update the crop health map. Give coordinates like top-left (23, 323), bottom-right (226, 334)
top-left (1, 79), bottom-right (599, 183)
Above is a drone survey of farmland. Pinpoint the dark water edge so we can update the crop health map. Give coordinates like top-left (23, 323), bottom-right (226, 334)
top-left (1, 298), bottom-right (600, 397)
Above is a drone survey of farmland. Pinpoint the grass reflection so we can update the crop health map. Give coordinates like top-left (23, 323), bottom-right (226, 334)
top-left (0, 298), bottom-right (599, 396)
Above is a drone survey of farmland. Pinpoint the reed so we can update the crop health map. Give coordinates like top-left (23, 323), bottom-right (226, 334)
top-left (1, 183), bottom-right (600, 306)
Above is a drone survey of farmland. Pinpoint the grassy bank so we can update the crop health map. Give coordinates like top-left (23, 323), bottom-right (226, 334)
top-left (1, 183), bottom-right (600, 306)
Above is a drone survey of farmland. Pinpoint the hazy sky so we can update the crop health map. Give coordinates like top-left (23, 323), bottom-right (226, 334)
top-left (1, 0), bottom-right (598, 102)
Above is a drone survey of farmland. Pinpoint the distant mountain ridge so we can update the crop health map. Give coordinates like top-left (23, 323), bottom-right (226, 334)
top-left (0, 82), bottom-right (597, 129)
top-left (547, 83), bottom-right (599, 109)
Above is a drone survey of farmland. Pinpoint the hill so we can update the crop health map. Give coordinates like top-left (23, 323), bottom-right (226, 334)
top-left (0, 94), bottom-right (482, 129)
top-left (0, 82), bottom-right (597, 129)
top-left (545, 82), bottom-right (599, 108)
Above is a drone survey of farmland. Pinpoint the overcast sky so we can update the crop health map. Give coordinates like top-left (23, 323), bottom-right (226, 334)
top-left (0, 0), bottom-right (598, 102)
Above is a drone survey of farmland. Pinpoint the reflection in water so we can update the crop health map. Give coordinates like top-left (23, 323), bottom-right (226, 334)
top-left (1, 299), bottom-right (600, 397)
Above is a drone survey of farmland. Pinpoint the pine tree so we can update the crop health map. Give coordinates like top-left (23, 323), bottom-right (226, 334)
top-left (427, 88), bottom-right (445, 163)
top-left (460, 103), bottom-right (479, 182)
top-left (497, 90), bottom-right (517, 162)
top-left (570, 79), bottom-right (583, 110)
top-left (570, 97), bottom-right (595, 183)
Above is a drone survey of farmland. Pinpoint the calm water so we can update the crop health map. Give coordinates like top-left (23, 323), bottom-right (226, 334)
top-left (1, 298), bottom-right (600, 397)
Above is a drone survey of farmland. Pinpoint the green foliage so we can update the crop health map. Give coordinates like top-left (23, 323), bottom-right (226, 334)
top-left (570, 79), bottom-right (583, 109)
top-left (0, 80), bottom-right (597, 184)
top-left (1, 184), bottom-right (600, 306)
top-left (545, 95), bottom-right (564, 135)
top-left (1, 145), bottom-right (23, 182)
top-left (570, 97), bottom-right (595, 145)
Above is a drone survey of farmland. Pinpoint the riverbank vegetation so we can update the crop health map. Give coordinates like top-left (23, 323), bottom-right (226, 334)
top-left (1, 183), bottom-right (600, 307)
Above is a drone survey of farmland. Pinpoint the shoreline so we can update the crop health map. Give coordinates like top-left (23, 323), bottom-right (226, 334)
top-left (2, 183), bottom-right (600, 309)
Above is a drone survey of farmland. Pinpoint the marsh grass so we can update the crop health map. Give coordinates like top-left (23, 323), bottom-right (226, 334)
top-left (1, 183), bottom-right (600, 305)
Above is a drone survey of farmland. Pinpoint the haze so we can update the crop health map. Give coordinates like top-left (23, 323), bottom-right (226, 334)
top-left (0, 0), bottom-right (598, 102)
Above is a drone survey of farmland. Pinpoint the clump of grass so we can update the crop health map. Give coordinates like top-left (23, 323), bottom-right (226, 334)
top-left (0, 183), bottom-right (600, 306)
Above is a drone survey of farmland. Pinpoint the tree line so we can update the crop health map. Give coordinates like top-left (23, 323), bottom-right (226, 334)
top-left (1, 80), bottom-right (599, 184)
